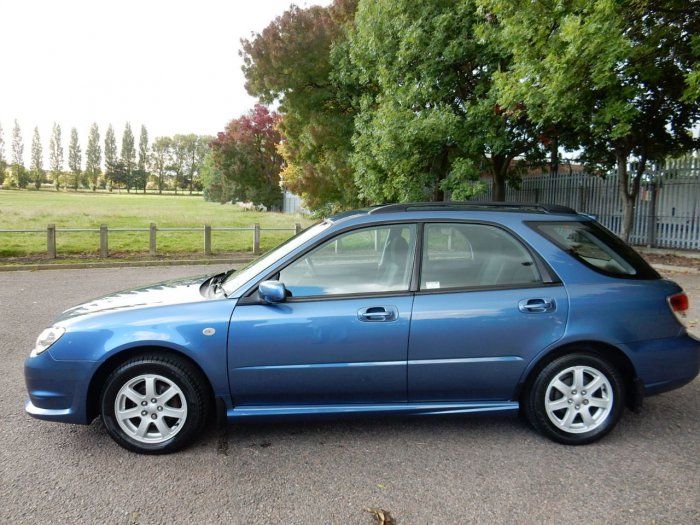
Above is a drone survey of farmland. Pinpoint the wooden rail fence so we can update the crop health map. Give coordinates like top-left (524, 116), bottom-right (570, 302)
top-left (0, 223), bottom-right (303, 258)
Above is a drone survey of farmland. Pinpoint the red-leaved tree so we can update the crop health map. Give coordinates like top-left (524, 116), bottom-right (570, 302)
top-left (210, 104), bottom-right (284, 209)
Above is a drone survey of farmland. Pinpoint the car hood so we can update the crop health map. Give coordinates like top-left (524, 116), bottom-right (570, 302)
top-left (55, 274), bottom-right (214, 322)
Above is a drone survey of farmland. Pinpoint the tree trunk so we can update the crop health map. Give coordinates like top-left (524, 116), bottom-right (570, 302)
top-left (549, 136), bottom-right (559, 177)
top-left (616, 150), bottom-right (644, 243)
top-left (491, 154), bottom-right (509, 202)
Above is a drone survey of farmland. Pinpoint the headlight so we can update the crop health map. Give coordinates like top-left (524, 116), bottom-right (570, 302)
top-left (30, 326), bottom-right (65, 357)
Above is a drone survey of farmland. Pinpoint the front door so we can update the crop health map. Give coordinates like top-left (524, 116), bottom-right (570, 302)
top-left (408, 222), bottom-right (568, 401)
top-left (229, 223), bottom-right (417, 405)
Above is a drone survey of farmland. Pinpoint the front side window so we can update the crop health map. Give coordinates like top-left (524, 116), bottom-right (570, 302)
top-left (279, 224), bottom-right (417, 297)
top-left (533, 221), bottom-right (659, 279)
top-left (420, 223), bottom-right (541, 290)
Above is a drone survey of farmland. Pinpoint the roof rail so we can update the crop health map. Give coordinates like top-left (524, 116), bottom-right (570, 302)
top-left (367, 201), bottom-right (577, 215)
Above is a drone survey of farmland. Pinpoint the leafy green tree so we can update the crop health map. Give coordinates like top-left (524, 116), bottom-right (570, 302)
top-left (30, 127), bottom-right (44, 189)
top-left (241, 0), bottom-right (359, 212)
top-left (340, 0), bottom-right (544, 204)
top-left (210, 105), bottom-right (284, 209)
top-left (135, 125), bottom-right (149, 193)
top-left (481, 0), bottom-right (700, 240)
top-left (68, 128), bottom-right (82, 190)
top-left (120, 123), bottom-right (136, 192)
top-left (174, 134), bottom-right (209, 194)
top-left (11, 120), bottom-right (28, 188)
top-left (200, 151), bottom-right (229, 203)
top-left (85, 124), bottom-right (101, 191)
top-left (105, 159), bottom-right (129, 190)
top-left (149, 137), bottom-right (173, 194)
top-left (48, 123), bottom-right (64, 190)
top-left (104, 124), bottom-right (118, 180)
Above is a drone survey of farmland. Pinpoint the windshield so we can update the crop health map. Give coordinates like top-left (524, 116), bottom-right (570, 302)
top-left (221, 221), bottom-right (331, 296)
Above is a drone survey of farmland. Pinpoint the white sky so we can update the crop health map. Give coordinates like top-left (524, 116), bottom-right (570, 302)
top-left (0, 0), bottom-right (331, 165)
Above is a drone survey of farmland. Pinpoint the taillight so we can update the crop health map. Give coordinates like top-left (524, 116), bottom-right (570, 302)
top-left (667, 292), bottom-right (689, 327)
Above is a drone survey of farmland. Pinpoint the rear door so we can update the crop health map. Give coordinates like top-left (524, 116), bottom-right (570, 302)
top-left (408, 222), bottom-right (568, 402)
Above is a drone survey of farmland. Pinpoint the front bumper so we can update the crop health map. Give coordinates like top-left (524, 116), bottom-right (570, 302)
top-left (24, 350), bottom-right (95, 424)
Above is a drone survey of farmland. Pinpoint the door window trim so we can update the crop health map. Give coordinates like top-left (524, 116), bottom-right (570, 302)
top-left (238, 218), bottom-right (561, 305)
top-left (239, 220), bottom-right (421, 304)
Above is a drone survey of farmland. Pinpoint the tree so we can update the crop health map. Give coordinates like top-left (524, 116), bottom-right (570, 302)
top-left (210, 105), bottom-right (285, 209)
top-left (135, 125), bottom-right (149, 193)
top-left (481, 0), bottom-right (700, 241)
top-left (339, 0), bottom-right (545, 204)
top-left (85, 124), bottom-right (101, 191)
top-left (30, 127), bottom-right (44, 189)
top-left (0, 122), bottom-right (6, 186)
top-left (149, 136), bottom-right (173, 194)
top-left (11, 120), bottom-right (27, 188)
top-left (200, 151), bottom-right (229, 203)
top-left (105, 159), bottom-right (129, 190)
top-left (104, 124), bottom-right (118, 186)
top-left (48, 123), bottom-right (64, 190)
top-left (120, 123), bottom-right (136, 192)
top-left (68, 128), bottom-right (82, 190)
top-left (174, 134), bottom-right (209, 194)
top-left (241, 0), bottom-right (360, 212)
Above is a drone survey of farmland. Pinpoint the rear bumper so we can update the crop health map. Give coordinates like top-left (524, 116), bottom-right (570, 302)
top-left (24, 350), bottom-right (94, 424)
top-left (627, 333), bottom-right (700, 397)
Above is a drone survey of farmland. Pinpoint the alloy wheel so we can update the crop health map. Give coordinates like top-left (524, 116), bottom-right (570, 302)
top-left (544, 365), bottom-right (613, 434)
top-left (114, 374), bottom-right (188, 444)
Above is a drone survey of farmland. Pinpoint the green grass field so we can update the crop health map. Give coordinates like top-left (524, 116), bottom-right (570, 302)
top-left (0, 190), bottom-right (311, 258)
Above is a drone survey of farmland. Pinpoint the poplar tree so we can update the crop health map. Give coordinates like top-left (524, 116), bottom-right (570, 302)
top-left (104, 124), bottom-right (118, 184)
top-left (30, 127), bottom-right (44, 189)
top-left (49, 123), bottom-right (64, 190)
top-left (121, 122), bottom-right (136, 192)
top-left (85, 124), bottom-right (101, 191)
top-left (68, 128), bottom-right (82, 191)
top-left (136, 125), bottom-right (149, 193)
top-left (11, 120), bottom-right (26, 188)
top-left (0, 122), bottom-right (5, 186)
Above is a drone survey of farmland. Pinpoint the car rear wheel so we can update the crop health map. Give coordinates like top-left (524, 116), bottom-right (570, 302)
top-left (100, 354), bottom-right (210, 454)
top-left (523, 352), bottom-right (625, 445)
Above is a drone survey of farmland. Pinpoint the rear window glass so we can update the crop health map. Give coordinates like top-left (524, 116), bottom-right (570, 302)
top-left (533, 221), bottom-right (659, 279)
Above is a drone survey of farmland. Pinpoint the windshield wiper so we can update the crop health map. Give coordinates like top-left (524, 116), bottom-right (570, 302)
top-left (210, 269), bottom-right (235, 297)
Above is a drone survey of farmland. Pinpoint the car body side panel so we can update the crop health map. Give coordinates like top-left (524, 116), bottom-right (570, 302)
top-left (228, 295), bottom-right (414, 405)
top-left (408, 285), bottom-right (569, 401)
top-left (25, 299), bottom-right (237, 423)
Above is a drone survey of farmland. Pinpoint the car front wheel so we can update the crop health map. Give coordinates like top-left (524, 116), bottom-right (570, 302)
top-left (100, 354), bottom-right (210, 454)
top-left (524, 352), bottom-right (625, 445)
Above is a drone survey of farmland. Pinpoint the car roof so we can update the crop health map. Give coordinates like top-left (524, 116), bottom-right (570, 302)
top-left (328, 201), bottom-right (578, 222)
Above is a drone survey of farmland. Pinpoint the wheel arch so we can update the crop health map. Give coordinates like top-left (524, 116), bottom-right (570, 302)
top-left (85, 345), bottom-right (215, 422)
top-left (515, 340), bottom-right (642, 411)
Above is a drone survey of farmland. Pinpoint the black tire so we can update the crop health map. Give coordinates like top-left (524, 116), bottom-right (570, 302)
top-left (523, 352), bottom-right (625, 445)
top-left (100, 353), bottom-right (210, 454)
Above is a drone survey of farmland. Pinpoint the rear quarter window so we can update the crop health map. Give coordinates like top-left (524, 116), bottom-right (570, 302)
top-left (531, 221), bottom-right (659, 280)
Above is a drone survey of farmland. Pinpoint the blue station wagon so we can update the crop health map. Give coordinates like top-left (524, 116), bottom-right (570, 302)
top-left (25, 202), bottom-right (699, 453)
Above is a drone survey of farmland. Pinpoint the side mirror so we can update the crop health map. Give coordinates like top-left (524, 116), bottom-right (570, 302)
top-left (258, 280), bottom-right (287, 304)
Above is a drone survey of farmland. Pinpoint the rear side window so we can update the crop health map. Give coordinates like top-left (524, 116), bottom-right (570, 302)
top-left (420, 223), bottom-right (541, 290)
top-left (533, 221), bottom-right (659, 279)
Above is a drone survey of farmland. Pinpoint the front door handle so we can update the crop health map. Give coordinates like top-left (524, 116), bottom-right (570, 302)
top-left (358, 306), bottom-right (398, 322)
top-left (518, 298), bottom-right (555, 313)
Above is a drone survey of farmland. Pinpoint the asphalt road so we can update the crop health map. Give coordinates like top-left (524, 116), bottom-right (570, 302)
top-left (1, 265), bottom-right (698, 524)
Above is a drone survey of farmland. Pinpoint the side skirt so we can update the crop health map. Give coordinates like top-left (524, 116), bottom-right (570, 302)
top-left (227, 401), bottom-right (519, 421)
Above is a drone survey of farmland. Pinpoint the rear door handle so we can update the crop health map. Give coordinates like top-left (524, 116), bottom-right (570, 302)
top-left (518, 298), bottom-right (555, 313)
top-left (358, 306), bottom-right (398, 322)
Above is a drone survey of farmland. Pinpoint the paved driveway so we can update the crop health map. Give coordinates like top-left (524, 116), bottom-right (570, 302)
top-left (1, 266), bottom-right (698, 524)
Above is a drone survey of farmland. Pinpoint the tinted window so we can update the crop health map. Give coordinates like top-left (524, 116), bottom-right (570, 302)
top-left (534, 221), bottom-right (659, 279)
top-left (420, 223), bottom-right (540, 290)
top-left (279, 224), bottom-right (417, 297)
